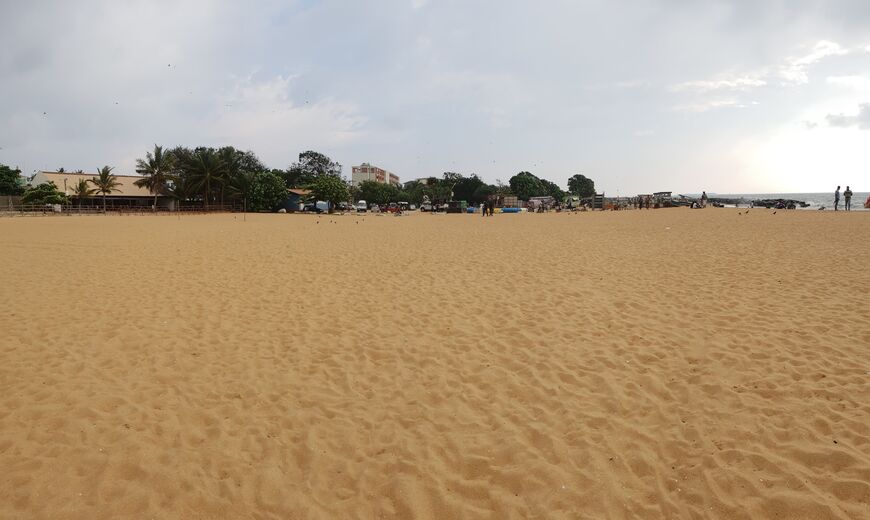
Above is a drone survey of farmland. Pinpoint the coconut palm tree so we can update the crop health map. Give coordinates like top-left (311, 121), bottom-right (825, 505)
top-left (90, 166), bottom-right (121, 213)
top-left (134, 144), bottom-right (175, 211)
top-left (166, 174), bottom-right (196, 207)
top-left (185, 148), bottom-right (226, 210)
top-left (69, 178), bottom-right (96, 208)
top-left (218, 146), bottom-right (241, 207)
top-left (227, 169), bottom-right (258, 211)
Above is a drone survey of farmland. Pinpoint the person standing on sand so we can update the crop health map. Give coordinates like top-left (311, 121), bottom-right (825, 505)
top-left (701, 191), bottom-right (708, 208)
top-left (834, 186), bottom-right (840, 211)
top-left (480, 201), bottom-right (486, 217)
top-left (844, 186), bottom-right (853, 211)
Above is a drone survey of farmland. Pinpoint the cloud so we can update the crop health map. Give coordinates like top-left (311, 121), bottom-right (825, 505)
top-left (672, 39), bottom-right (849, 96)
top-left (779, 40), bottom-right (849, 84)
top-left (670, 74), bottom-right (767, 93)
top-left (211, 75), bottom-right (372, 166)
top-left (826, 103), bottom-right (870, 129)
top-left (826, 75), bottom-right (870, 90)
top-left (3, 2), bottom-right (870, 193)
top-left (673, 99), bottom-right (741, 113)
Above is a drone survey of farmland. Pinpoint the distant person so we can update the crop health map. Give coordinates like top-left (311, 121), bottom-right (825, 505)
top-left (480, 201), bottom-right (486, 217)
top-left (843, 186), bottom-right (853, 211)
top-left (488, 200), bottom-right (494, 216)
top-left (834, 186), bottom-right (840, 211)
top-left (701, 191), bottom-right (708, 207)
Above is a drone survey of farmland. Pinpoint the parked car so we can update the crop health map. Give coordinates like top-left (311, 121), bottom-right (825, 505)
top-left (420, 202), bottom-right (433, 212)
top-left (356, 200), bottom-right (367, 212)
top-left (387, 202), bottom-right (399, 213)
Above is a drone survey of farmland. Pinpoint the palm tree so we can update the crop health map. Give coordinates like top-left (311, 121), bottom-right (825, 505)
top-left (185, 149), bottom-right (226, 210)
top-left (69, 178), bottom-right (96, 208)
top-left (134, 144), bottom-right (175, 211)
top-left (227, 169), bottom-right (258, 211)
top-left (218, 147), bottom-right (241, 207)
top-left (90, 166), bottom-right (121, 213)
top-left (166, 174), bottom-right (196, 207)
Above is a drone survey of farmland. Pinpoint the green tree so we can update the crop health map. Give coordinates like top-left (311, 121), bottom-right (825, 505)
top-left (134, 144), bottom-right (176, 210)
top-left (227, 170), bottom-right (257, 210)
top-left (472, 183), bottom-right (495, 202)
top-left (567, 174), bottom-right (595, 198)
top-left (249, 171), bottom-right (287, 211)
top-left (286, 151), bottom-right (341, 187)
top-left (90, 166), bottom-right (121, 212)
top-left (357, 180), bottom-right (400, 205)
top-left (69, 178), bottom-right (96, 207)
top-left (0, 164), bottom-right (25, 195)
top-left (508, 171), bottom-right (545, 200)
top-left (217, 146), bottom-right (243, 206)
top-left (167, 174), bottom-right (196, 206)
top-left (540, 179), bottom-right (565, 202)
top-left (185, 148), bottom-right (226, 210)
top-left (21, 181), bottom-right (69, 205)
top-left (308, 175), bottom-right (349, 213)
top-left (452, 174), bottom-right (485, 203)
top-left (402, 182), bottom-right (425, 204)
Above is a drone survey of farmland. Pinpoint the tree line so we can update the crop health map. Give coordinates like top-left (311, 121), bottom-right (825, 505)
top-left (1, 147), bottom-right (596, 211)
top-left (355, 171), bottom-right (596, 206)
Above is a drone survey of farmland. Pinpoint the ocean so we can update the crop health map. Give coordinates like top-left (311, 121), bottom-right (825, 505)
top-left (697, 192), bottom-right (870, 211)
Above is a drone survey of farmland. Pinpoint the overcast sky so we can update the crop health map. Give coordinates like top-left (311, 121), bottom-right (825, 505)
top-left (2, 0), bottom-right (868, 193)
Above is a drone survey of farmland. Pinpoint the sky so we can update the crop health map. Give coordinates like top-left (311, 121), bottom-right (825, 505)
top-left (1, 0), bottom-right (869, 194)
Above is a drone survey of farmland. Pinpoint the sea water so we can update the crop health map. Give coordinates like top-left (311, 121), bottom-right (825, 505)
top-left (703, 192), bottom-right (870, 211)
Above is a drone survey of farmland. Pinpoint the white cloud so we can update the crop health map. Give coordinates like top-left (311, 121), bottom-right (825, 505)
top-left (212, 75), bottom-right (372, 166)
top-left (826, 75), bottom-right (870, 90)
top-left (779, 40), bottom-right (849, 85)
top-left (673, 39), bottom-right (849, 97)
top-left (673, 99), bottom-right (740, 113)
top-left (671, 74), bottom-right (767, 93)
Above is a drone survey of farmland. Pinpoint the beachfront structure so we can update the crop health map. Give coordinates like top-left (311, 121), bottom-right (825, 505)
top-left (30, 170), bottom-right (172, 209)
top-left (282, 188), bottom-right (311, 211)
top-left (351, 163), bottom-right (400, 187)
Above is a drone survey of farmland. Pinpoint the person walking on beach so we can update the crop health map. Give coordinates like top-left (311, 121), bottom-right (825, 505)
top-left (701, 191), bottom-right (708, 208)
top-left (834, 186), bottom-right (840, 211)
top-left (844, 186), bottom-right (853, 211)
top-left (480, 201), bottom-right (486, 217)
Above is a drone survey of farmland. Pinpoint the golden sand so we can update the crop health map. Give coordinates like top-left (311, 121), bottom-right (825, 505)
top-left (1, 209), bottom-right (868, 519)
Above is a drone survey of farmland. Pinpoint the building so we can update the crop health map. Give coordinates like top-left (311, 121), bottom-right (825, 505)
top-left (351, 163), bottom-right (400, 187)
top-left (30, 170), bottom-right (172, 208)
top-left (282, 188), bottom-right (311, 211)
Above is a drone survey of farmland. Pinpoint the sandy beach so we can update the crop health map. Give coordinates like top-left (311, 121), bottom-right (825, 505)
top-left (1, 208), bottom-right (868, 519)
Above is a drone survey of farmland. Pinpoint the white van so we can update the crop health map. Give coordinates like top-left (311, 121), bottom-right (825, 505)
top-left (356, 200), bottom-right (367, 212)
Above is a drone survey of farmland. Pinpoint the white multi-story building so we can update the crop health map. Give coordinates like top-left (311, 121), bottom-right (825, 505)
top-left (351, 163), bottom-right (399, 187)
